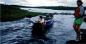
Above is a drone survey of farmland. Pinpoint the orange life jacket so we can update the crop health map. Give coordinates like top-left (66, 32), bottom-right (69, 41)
top-left (75, 7), bottom-right (80, 17)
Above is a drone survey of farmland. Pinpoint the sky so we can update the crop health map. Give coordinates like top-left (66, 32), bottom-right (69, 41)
top-left (0, 0), bottom-right (86, 7)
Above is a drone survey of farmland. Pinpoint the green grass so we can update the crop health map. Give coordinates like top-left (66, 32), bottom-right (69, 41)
top-left (0, 4), bottom-right (42, 22)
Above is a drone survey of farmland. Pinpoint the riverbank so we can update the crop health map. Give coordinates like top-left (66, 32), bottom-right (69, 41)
top-left (0, 4), bottom-right (43, 22)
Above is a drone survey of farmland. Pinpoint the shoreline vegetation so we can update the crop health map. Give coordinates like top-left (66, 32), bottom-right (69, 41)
top-left (0, 4), bottom-right (86, 22)
top-left (0, 4), bottom-right (43, 22)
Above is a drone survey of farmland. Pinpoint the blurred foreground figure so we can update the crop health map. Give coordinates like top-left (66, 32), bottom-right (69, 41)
top-left (73, 0), bottom-right (85, 41)
top-left (32, 16), bottom-right (45, 39)
top-left (31, 15), bottom-right (54, 40)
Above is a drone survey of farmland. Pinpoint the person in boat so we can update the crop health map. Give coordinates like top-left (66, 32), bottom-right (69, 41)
top-left (45, 13), bottom-right (53, 20)
top-left (73, 0), bottom-right (85, 41)
top-left (32, 16), bottom-right (45, 39)
top-left (37, 15), bottom-right (45, 32)
top-left (50, 13), bottom-right (54, 18)
top-left (37, 16), bottom-right (45, 25)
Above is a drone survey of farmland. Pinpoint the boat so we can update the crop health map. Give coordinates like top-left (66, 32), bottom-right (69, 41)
top-left (44, 19), bottom-right (53, 29)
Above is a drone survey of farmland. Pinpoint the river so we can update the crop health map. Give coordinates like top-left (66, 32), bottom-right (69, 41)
top-left (0, 8), bottom-right (86, 44)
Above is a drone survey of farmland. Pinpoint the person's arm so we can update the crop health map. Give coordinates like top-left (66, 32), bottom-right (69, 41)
top-left (80, 6), bottom-right (84, 17)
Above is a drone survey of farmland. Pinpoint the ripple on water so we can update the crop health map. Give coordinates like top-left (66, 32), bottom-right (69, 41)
top-left (0, 15), bottom-right (78, 44)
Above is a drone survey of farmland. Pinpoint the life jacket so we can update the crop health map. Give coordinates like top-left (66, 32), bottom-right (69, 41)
top-left (75, 7), bottom-right (80, 17)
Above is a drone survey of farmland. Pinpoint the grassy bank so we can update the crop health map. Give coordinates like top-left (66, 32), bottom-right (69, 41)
top-left (0, 4), bottom-right (42, 22)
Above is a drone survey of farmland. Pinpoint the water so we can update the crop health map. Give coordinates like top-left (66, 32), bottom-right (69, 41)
top-left (0, 15), bottom-right (77, 44)
top-left (21, 8), bottom-right (86, 14)
top-left (0, 8), bottom-right (86, 44)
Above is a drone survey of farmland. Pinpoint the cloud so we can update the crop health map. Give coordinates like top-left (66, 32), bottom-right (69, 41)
top-left (0, 0), bottom-right (29, 5)
top-left (0, 0), bottom-right (86, 7)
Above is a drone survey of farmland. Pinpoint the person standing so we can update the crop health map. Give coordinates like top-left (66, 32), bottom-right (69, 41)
top-left (73, 0), bottom-right (85, 41)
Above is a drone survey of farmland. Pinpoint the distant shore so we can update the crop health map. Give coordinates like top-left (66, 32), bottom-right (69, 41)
top-left (0, 4), bottom-right (86, 22)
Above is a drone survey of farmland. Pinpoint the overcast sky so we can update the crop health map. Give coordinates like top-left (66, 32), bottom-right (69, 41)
top-left (0, 0), bottom-right (86, 7)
